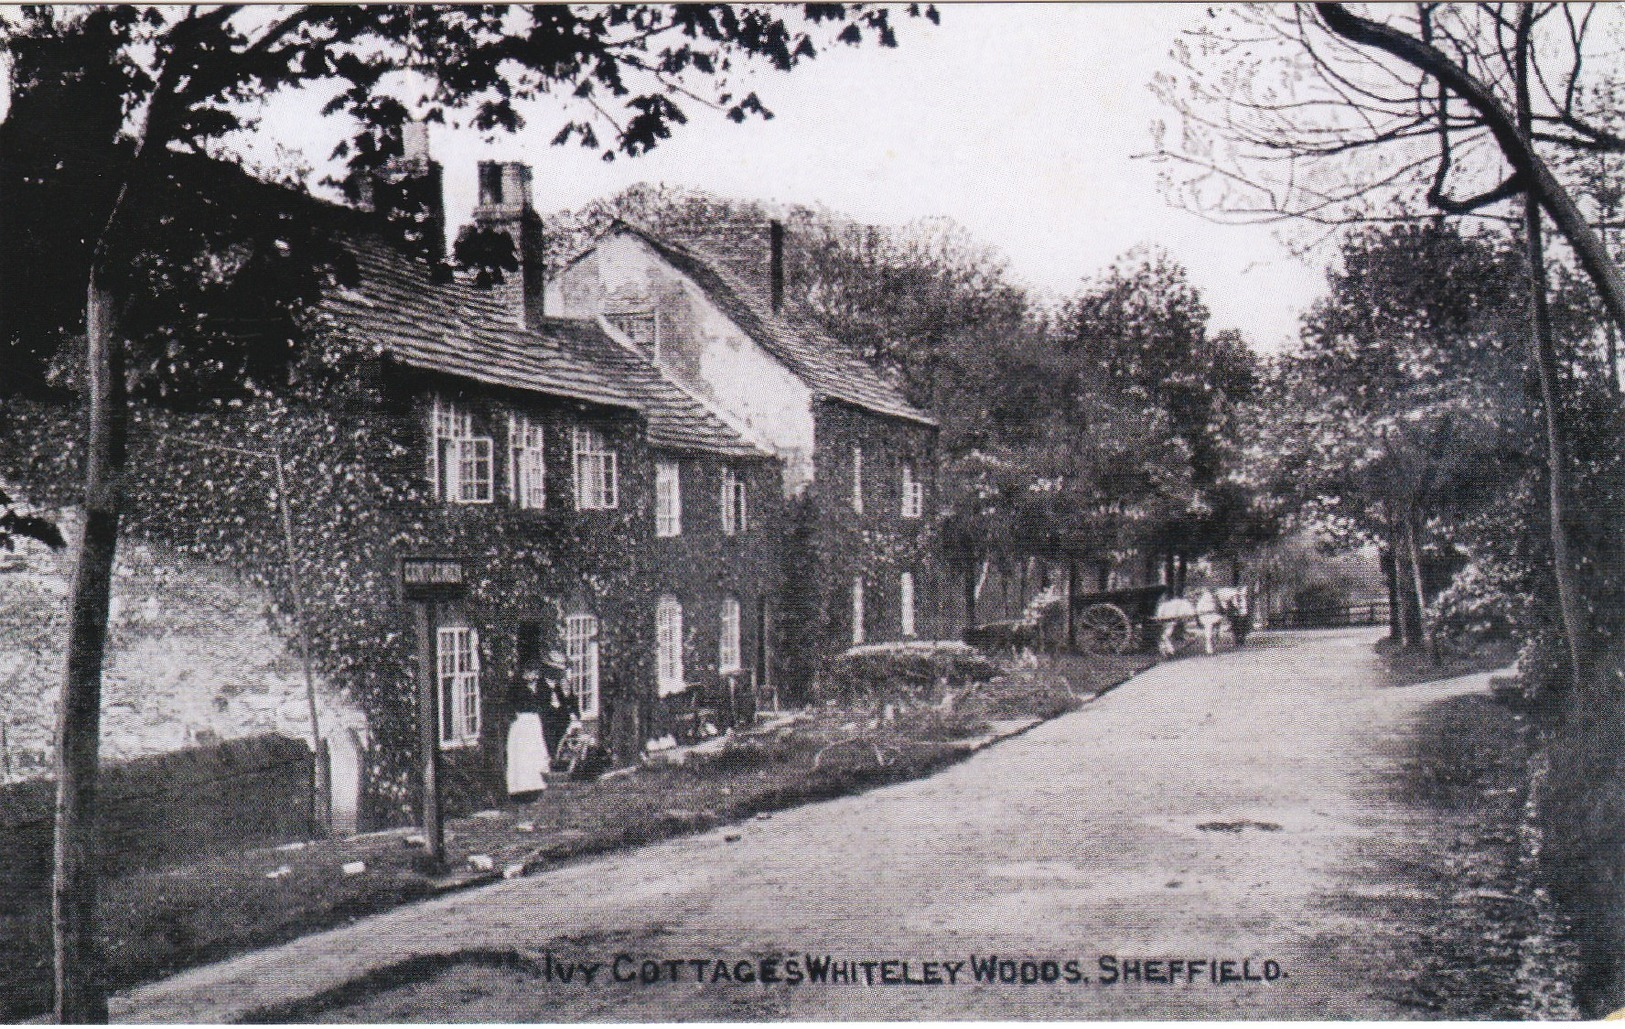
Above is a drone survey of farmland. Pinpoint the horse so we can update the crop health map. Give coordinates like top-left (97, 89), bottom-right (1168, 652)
top-left (1158, 587), bottom-right (1252, 657)
top-left (1154, 594), bottom-right (1200, 657)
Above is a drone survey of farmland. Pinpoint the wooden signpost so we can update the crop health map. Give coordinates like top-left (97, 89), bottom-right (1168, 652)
top-left (399, 556), bottom-right (467, 867)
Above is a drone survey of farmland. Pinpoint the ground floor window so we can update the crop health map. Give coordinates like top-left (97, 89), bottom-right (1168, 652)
top-left (657, 595), bottom-right (685, 695)
top-left (900, 571), bottom-right (916, 637)
top-left (852, 577), bottom-right (866, 646)
top-left (437, 625), bottom-right (480, 747)
top-left (719, 597), bottom-right (742, 673)
top-left (561, 613), bottom-right (601, 719)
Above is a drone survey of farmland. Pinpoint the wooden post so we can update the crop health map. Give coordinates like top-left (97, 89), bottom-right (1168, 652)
top-left (414, 600), bottom-right (443, 866)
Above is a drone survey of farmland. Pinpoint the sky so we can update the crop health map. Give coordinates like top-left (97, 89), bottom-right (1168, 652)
top-left (228, 5), bottom-right (1327, 351)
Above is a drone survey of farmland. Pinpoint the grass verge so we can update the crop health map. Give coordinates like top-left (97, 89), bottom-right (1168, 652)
top-left (1, 650), bottom-right (1149, 1020)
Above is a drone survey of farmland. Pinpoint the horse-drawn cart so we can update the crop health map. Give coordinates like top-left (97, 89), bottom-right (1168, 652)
top-left (1070, 584), bottom-right (1170, 655)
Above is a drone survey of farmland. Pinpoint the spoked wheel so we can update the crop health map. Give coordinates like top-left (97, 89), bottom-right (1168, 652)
top-left (1077, 602), bottom-right (1134, 655)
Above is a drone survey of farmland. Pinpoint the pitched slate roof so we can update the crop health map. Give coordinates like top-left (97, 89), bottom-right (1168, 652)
top-left (319, 238), bottom-right (637, 412)
top-left (606, 221), bottom-right (938, 428)
top-left (546, 318), bottom-right (774, 459)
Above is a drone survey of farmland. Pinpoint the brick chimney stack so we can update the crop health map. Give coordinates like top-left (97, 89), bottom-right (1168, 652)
top-left (361, 118), bottom-right (446, 266)
top-left (472, 160), bottom-right (547, 332)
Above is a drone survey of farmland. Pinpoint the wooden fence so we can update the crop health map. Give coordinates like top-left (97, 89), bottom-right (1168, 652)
top-left (1267, 601), bottom-right (1392, 630)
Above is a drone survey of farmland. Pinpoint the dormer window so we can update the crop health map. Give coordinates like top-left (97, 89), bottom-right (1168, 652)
top-left (605, 310), bottom-right (658, 355)
top-left (429, 397), bottom-right (493, 504)
top-left (901, 461), bottom-right (924, 519)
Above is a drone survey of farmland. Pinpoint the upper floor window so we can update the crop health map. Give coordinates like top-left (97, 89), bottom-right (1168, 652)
top-left (509, 414), bottom-right (546, 510)
top-left (437, 624), bottom-right (481, 747)
top-left (901, 461), bottom-right (924, 519)
top-left (572, 426), bottom-right (619, 510)
top-left (655, 458), bottom-right (682, 537)
top-left (430, 397), bottom-right (493, 505)
top-left (656, 595), bottom-right (685, 695)
top-left (719, 597), bottom-right (742, 674)
top-left (721, 466), bottom-right (748, 536)
top-left (605, 310), bottom-right (658, 354)
top-left (563, 612), bottom-right (601, 719)
top-left (851, 576), bottom-right (866, 646)
top-left (851, 446), bottom-right (864, 514)
top-left (900, 572), bottom-right (917, 637)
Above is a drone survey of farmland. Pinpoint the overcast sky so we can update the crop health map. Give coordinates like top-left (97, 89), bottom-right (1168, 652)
top-left (244, 4), bottom-right (1326, 352)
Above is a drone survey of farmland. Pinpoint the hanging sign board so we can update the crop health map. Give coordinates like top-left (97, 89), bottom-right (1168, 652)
top-left (399, 556), bottom-right (467, 600)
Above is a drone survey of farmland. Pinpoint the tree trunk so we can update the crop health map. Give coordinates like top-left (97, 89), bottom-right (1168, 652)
top-left (54, 274), bottom-right (126, 1023)
top-left (1522, 195), bottom-right (1587, 685)
top-left (962, 558), bottom-right (978, 636)
top-left (1405, 512), bottom-right (1437, 664)
top-left (1390, 518), bottom-right (1412, 649)
top-left (1510, 8), bottom-right (1587, 688)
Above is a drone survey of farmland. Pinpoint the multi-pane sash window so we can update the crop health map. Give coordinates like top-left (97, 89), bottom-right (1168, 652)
top-left (720, 466), bottom-right (747, 535)
top-left (719, 597), bottom-right (742, 673)
top-left (655, 458), bottom-right (682, 537)
top-left (656, 595), bottom-right (685, 695)
top-left (437, 625), bottom-right (481, 747)
top-left (901, 462), bottom-right (924, 519)
top-left (851, 446), bottom-right (864, 514)
top-left (430, 398), bottom-right (493, 504)
top-left (564, 613), bottom-right (601, 719)
top-left (509, 414), bottom-right (546, 510)
top-left (852, 577), bottom-right (866, 646)
top-left (572, 426), bottom-right (618, 510)
top-left (900, 572), bottom-right (917, 637)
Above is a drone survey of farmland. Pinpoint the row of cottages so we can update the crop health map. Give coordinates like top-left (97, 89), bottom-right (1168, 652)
top-left (152, 138), bottom-right (957, 825)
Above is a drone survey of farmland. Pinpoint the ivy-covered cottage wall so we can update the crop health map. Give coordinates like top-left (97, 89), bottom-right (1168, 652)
top-left (3, 364), bottom-right (666, 829)
top-left (644, 451), bottom-right (784, 737)
top-left (778, 400), bottom-right (949, 702)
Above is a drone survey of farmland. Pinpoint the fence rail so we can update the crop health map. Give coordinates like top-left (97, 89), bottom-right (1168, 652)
top-left (1268, 601), bottom-right (1391, 630)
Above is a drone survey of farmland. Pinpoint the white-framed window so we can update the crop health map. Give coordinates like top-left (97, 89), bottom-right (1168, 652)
top-left (605, 310), bottom-right (658, 354)
top-left (851, 446), bottom-right (864, 514)
top-left (572, 425), bottom-right (618, 510)
top-left (655, 458), bottom-right (682, 537)
top-left (429, 397), bottom-right (493, 504)
top-left (852, 577), bottom-right (866, 646)
top-left (719, 597), bottom-right (742, 673)
top-left (900, 571), bottom-right (917, 637)
top-left (656, 594), bottom-right (685, 695)
top-left (564, 612), bottom-right (601, 719)
top-left (436, 625), bottom-right (481, 747)
top-left (720, 466), bottom-right (748, 535)
top-left (508, 413), bottom-right (546, 510)
top-left (901, 461), bottom-right (924, 519)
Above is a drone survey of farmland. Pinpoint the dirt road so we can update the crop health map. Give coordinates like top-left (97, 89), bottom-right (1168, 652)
top-left (114, 627), bottom-right (1542, 1021)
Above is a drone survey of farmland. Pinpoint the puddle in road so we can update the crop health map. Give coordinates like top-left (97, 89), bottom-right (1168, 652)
top-left (1197, 820), bottom-right (1283, 833)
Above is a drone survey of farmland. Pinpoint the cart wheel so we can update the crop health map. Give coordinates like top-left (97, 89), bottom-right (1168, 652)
top-left (1077, 602), bottom-right (1134, 655)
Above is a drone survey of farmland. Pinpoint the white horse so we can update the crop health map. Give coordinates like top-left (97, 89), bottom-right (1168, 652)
top-left (1154, 594), bottom-right (1199, 657)
top-left (1158, 587), bottom-right (1250, 657)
